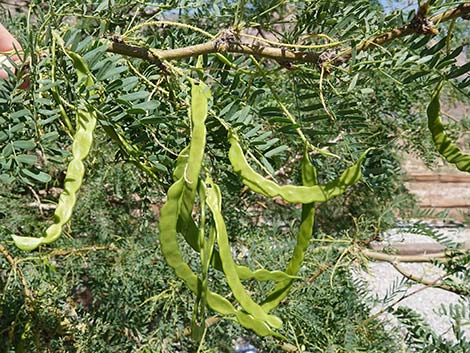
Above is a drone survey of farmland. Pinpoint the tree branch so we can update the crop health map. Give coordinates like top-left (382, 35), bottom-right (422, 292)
top-left (107, 3), bottom-right (470, 67)
top-left (391, 261), bottom-right (469, 295)
top-left (108, 40), bottom-right (320, 65)
top-left (369, 241), bottom-right (470, 256)
top-left (361, 247), bottom-right (470, 263)
top-left (333, 3), bottom-right (470, 65)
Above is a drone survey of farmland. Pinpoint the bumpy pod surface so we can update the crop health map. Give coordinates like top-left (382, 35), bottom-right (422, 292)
top-left (159, 177), bottom-right (284, 337)
top-left (174, 142), bottom-right (299, 282)
top-left (427, 83), bottom-right (470, 172)
top-left (159, 82), bottom-right (285, 337)
top-left (205, 179), bottom-right (283, 329)
top-left (228, 132), bottom-right (369, 203)
top-left (262, 151), bottom-right (317, 312)
top-left (13, 52), bottom-right (96, 251)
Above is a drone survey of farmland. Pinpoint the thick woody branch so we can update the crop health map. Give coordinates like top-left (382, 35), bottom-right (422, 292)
top-left (108, 40), bottom-right (319, 64)
top-left (433, 2), bottom-right (470, 22)
top-left (108, 41), bottom-right (164, 65)
top-left (107, 3), bottom-right (470, 67)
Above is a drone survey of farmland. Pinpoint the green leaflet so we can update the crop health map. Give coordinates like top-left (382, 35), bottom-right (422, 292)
top-left (229, 131), bottom-right (369, 204)
top-left (13, 52), bottom-right (97, 251)
top-left (427, 82), bottom-right (470, 172)
top-left (262, 150), bottom-right (316, 312)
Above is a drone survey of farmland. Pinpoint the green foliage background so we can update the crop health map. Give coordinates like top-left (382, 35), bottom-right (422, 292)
top-left (0, 0), bottom-right (469, 352)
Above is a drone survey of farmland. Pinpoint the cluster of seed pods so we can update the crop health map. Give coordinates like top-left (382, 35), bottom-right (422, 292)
top-left (159, 82), bottom-right (369, 337)
top-left (15, 60), bottom-right (464, 338)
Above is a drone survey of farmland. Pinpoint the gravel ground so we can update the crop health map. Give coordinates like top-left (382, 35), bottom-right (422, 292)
top-left (354, 224), bottom-right (470, 341)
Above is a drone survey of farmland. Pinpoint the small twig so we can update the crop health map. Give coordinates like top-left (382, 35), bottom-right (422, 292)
top-left (26, 202), bottom-right (57, 211)
top-left (306, 263), bottom-right (331, 284)
top-left (329, 247), bottom-right (352, 288)
top-left (126, 58), bottom-right (169, 96)
top-left (0, 243), bottom-right (16, 269)
top-left (332, 3), bottom-right (470, 65)
top-left (361, 247), bottom-right (470, 263)
top-left (318, 66), bottom-right (335, 122)
top-left (239, 31), bottom-right (342, 50)
top-left (46, 244), bottom-right (119, 257)
top-left (183, 315), bottom-right (220, 337)
top-left (123, 20), bottom-right (216, 40)
top-left (370, 242), bottom-right (447, 255)
top-left (27, 185), bottom-right (45, 216)
top-left (250, 55), bottom-right (339, 159)
top-left (391, 261), bottom-right (469, 295)
top-left (0, 243), bottom-right (34, 303)
top-left (273, 153), bottom-right (303, 178)
top-left (359, 270), bottom-right (447, 328)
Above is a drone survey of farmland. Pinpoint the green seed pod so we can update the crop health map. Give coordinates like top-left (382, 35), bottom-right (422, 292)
top-left (12, 52), bottom-right (96, 251)
top-left (427, 82), bottom-right (470, 172)
top-left (159, 177), bottom-right (285, 338)
top-left (159, 82), bottom-right (287, 337)
top-left (262, 150), bottom-right (317, 312)
top-left (229, 131), bottom-right (369, 204)
top-left (175, 144), bottom-right (298, 282)
top-left (206, 178), bottom-right (283, 329)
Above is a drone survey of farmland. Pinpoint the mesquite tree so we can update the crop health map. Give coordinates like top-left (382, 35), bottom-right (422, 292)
top-left (0, 0), bottom-right (469, 352)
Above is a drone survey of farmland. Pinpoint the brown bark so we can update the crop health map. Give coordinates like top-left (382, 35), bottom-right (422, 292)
top-left (107, 3), bottom-right (470, 67)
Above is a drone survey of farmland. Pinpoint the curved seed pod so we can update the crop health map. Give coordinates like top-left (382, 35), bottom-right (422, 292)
top-left (235, 311), bottom-right (285, 339)
top-left (160, 82), bottom-right (284, 337)
top-left (160, 178), bottom-right (204, 294)
top-left (177, 83), bottom-right (210, 254)
top-left (236, 267), bottom-right (299, 281)
top-left (174, 89), bottom-right (296, 282)
top-left (175, 140), bottom-right (297, 281)
top-left (228, 131), bottom-right (369, 204)
top-left (262, 150), bottom-right (316, 312)
top-left (191, 181), bottom-right (209, 341)
top-left (206, 179), bottom-right (283, 329)
top-left (185, 83), bottom-right (211, 189)
top-left (173, 145), bottom-right (190, 181)
top-left (159, 177), bottom-right (284, 338)
top-left (12, 52), bottom-right (97, 251)
top-left (177, 204), bottom-right (298, 282)
top-left (428, 82), bottom-right (470, 172)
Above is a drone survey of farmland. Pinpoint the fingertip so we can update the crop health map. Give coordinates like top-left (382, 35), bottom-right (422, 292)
top-left (0, 23), bottom-right (21, 52)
